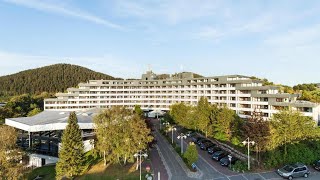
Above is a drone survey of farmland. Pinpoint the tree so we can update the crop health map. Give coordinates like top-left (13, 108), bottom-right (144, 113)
top-left (214, 106), bottom-right (236, 141)
top-left (134, 104), bottom-right (144, 117)
top-left (183, 143), bottom-right (198, 166)
top-left (243, 109), bottom-right (270, 164)
top-left (94, 106), bottom-right (153, 166)
top-left (170, 103), bottom-right (194, 129)
top-left (195, 97), bottom-right (211, 137)
top-left (27, 108), bottom-right (41, 117)
top-left (0, 125), bottom-right (24, 179)
top-left (269, 108), bottom-right (320, 160)
top-left (56, 112), bottom-right (85, 179)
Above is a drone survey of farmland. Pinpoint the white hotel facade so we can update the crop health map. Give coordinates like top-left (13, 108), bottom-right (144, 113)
top-left (44, 71), bottom-right (320, 122)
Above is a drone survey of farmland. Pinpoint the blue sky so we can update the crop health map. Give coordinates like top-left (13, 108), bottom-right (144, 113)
top-left (0, 0), bottom-right (320, 85)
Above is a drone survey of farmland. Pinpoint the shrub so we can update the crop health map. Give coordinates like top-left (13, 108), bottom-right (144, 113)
top-left (232, 161), bottom-right (248, 172)
top-left (183, 143), bottom-right (198, 166)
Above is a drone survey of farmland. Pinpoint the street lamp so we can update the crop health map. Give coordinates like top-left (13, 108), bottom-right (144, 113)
top-left (177, 133), bottom-right (187, 154)
top-left (134, 151), bottom-right (148, 180)
top-left (163, 122), bottom-right (170, 135)
top-left (242, 137), bottom-right (255, 170)
top-left (168, 125), bottom-right (177, 144)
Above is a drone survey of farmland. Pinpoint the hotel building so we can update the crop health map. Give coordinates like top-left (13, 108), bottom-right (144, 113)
top-left (44, 71), bottom-right (320, 122)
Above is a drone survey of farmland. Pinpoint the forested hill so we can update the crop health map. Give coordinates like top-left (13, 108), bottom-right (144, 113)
top-left (0, 64), bottom-right (118, 95)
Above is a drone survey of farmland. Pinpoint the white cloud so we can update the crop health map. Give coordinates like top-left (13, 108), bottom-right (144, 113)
top-left (193, 27), bottom-right (225, 40)
top-left (4, 0), bottom-right (124, 30)
top-left (113, 0), bottom-right (220, 24)
top-left (264, 24), bottom-right (320, 47)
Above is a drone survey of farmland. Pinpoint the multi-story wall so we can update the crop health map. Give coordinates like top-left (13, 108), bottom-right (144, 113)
top-left (44, 71), bottom-right (320, 122)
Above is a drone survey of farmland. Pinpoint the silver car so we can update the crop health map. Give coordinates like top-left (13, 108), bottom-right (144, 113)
top-left (277, 163), bottom-right (310, 179)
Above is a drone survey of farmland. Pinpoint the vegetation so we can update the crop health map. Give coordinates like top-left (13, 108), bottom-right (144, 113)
top-left (79, 162), bottom-right (143, 180)
top-left (183, 143), bottom-right (198, 167)
top-left (134, 104), bottom-right (144, 117)
top-left (0, 64), bottom-right (118, 96)
top-left (169, 97), bottom-right (320, 169)
top-left (0, 93), bottom-right (53, 124)
top-left (293, 83), bottom-right (318, 91)
top-left (243, 109), bottom-right (270, 164)
top-left (56, 112), bottom-right (86, 179)
top-left (0, 125), bottom-right (24, 179)
top-left (93, 106), bottom-right (153, 166)
top-left (26, 165), bottom-right (56, 180)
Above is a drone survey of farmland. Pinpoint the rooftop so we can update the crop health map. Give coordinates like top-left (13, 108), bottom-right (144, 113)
top-left (5, 108), bottom-right (99, 132)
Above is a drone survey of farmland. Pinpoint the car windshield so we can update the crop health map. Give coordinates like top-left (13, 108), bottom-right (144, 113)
top-left (283, 165), bottom-right (294, 172)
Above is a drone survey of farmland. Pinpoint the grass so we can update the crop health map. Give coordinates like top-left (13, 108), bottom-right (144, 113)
top-left (26, 165), bottom-right (56, 180)
top-left (78, 162), bottom-right (145, 180)
top-left (26, 151), bottom-right (147, 180)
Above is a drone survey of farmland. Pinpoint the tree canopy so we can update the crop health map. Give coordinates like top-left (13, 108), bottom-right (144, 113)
top-left (0, 125), bottom-right (24, 179)
top-left (0, 63), bottom-right (118, 96)
top-left (94, 106), bottom-right (153, 166)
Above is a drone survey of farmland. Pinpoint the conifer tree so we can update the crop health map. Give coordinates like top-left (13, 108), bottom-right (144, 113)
top-left (56, 112), bottom-right (85, 179)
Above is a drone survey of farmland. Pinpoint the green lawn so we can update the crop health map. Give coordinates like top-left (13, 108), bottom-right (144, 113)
top-left (26, 151), bottom-right (146, 180)
top-left (78, 162), bottom-right (144, 180)
top-left (26, 165), bottom-right (56, 180)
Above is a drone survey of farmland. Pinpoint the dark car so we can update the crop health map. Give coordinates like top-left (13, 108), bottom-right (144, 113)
top-left (192, 137), bottom-right (205, 143)
top-left (200, 142), bottom-right (215, 151)
top-left (186, 131), bottom-right (196, 137)
top-left (208, 146), bottom-right (221, 154)
top-left (219, 155), bottom-right (238, 166)
top-left (212, 151), bottom-right (227, 161)
top-left (314, 160), bottom-right (320, 171)
top-left (197, 139), bottom-right (211, 146)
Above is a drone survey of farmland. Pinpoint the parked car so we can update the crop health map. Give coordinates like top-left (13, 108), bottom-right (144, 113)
top-left (197, 139), bottom-right (211, 146)
top-left (186, 131), bottom-right (196, 137)
top-left (200, 142), bottom-right (215, 151)
top-left (314, 160), bottom-right (320, 171)
top-left (277, 163), bottom-right (310, 180)
top-left (219, 155), bottom-right (238, 166)
top-left (212, 151), bottom-right (227, 161)
top-left (208, 146), bottom-right (221, 154)
top-left (192, 137), bottom-right (204, 143)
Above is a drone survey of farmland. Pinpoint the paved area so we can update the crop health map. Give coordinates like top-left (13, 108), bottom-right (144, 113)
top-left (149, 118), bottom-right (320, 180)
top-left (149, 144), bottom-right (169, 180)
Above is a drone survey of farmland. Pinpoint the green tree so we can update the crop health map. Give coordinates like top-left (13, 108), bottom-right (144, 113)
top-left (243, 109), bottom-right (270, 164)
top-left (94, 106), bottom-right (153, 166)
top-left (134, 104), bottom-right (144, 117)
top-left (196, 97), bottom-right (211, 137)
top-left (269, 109), bottom-right (320, 160)
top-left (56, 112), bottom-right (85, 179)
top-left (0, 125), bottom-right (24, 179)
top-left (183, 143), bottom-right (198, 166)
top-left (214, 106), bottom-right (236, 141)
top-left (27, 107), bottom-right (41, 117)
top-left (170, 103), bottom-right (194, 129)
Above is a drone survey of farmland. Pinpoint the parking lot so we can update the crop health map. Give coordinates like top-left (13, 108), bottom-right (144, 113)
top-left (177, 129), bottom-right (320, 180)
top-left (150, 118), bottom-right (320, 180)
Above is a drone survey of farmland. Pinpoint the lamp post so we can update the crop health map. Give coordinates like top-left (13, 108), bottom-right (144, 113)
top-left (163, 122), bottom-right (170, 135)
top-left (242, 137), bottom-right (255, 170)
top-left (134, 150), bottom-right (148, 180)
top-left (177, 133), bottom-right (187, 154)
top-left (168, 125), bottom-right (177, 144)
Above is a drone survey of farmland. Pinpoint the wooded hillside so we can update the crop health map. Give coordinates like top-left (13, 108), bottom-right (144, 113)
top-left (0, 64), bottom-right (118, 96)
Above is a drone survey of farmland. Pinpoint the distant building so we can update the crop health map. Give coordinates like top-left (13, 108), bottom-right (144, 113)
top-left (5, 109), bottom-right (96, 167)
top-left (44, 71), bottom-right (320, 122)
